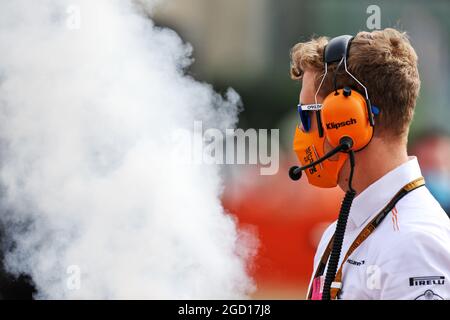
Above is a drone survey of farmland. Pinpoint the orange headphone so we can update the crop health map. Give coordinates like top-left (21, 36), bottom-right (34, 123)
top-left (321, 87), bottom-right (373, 151)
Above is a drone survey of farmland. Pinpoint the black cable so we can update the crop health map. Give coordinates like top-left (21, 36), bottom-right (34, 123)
top-left (322, 150), bottom-right (356, 300)
top-left (347, 150), bottom-right (356, 192)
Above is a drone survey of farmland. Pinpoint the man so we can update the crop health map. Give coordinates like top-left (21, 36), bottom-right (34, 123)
top-left (290, 28), bottom-right (450, 299)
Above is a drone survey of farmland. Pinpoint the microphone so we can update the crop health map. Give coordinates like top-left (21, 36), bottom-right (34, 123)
top-left (289, 137), bottom-right (353, 181)
top-left (289, 166), bottom-right (303, 181)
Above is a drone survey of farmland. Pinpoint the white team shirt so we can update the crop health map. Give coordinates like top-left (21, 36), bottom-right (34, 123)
top-left (310, 156), bottom-right (450, 300)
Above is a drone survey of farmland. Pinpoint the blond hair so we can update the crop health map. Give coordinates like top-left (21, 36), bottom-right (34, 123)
top-left (290, 28), bottom-right (421, 138)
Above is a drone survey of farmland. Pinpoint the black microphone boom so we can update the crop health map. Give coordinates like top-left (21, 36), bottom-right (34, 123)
top-left (288, 137), bottom-right (353, 181)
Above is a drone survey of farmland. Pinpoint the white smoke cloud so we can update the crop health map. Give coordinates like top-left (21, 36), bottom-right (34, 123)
top-left (0, 0), bottom-right (256, 299)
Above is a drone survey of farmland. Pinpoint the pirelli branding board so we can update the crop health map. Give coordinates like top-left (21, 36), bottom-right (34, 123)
top-left (409, 276), bottom-right (445, 287)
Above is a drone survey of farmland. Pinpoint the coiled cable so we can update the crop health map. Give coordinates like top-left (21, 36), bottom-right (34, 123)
top-left (322, 150), bottom-right (356, 300)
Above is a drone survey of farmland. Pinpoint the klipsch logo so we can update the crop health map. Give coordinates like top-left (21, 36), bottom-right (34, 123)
top-left (326, 118), bottom-right (357, 130)
top-left (409, 276), bottom-right (445, 287)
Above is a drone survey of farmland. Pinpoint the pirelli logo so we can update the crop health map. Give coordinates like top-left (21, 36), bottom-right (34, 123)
top-left (409, 276), bottom-right (445, 287)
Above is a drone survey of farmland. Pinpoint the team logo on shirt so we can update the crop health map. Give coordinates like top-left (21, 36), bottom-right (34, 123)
top-left (347, 259), bottom-right (365, 266)
top-left (409, 276), bottom-right (445, 287)
top-left (414, 290), bottom-right (444, 300)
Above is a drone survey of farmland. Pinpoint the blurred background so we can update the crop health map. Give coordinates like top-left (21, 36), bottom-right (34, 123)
top-left (152, 0), bottom-right (450, 299)
top-left (1, 0), bottom-right (450, 299)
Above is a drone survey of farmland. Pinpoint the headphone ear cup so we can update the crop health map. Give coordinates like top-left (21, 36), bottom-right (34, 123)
top-left (321, 89), bottom-right (373, 151)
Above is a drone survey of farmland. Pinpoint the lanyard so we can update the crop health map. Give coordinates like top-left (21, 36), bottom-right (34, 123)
top-left (307, 176), bottom-right (426, 300)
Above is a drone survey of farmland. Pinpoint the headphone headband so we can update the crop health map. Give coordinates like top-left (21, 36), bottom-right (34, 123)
top-left (324, 35), bottom-right (354, 64)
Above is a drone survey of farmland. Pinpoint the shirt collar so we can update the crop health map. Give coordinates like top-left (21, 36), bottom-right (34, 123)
top-left (349, 156), bottom-right (423, 229)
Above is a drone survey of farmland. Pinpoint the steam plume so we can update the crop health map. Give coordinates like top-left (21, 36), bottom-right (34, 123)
top-left (0, 0), bottom-right (256, 299)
